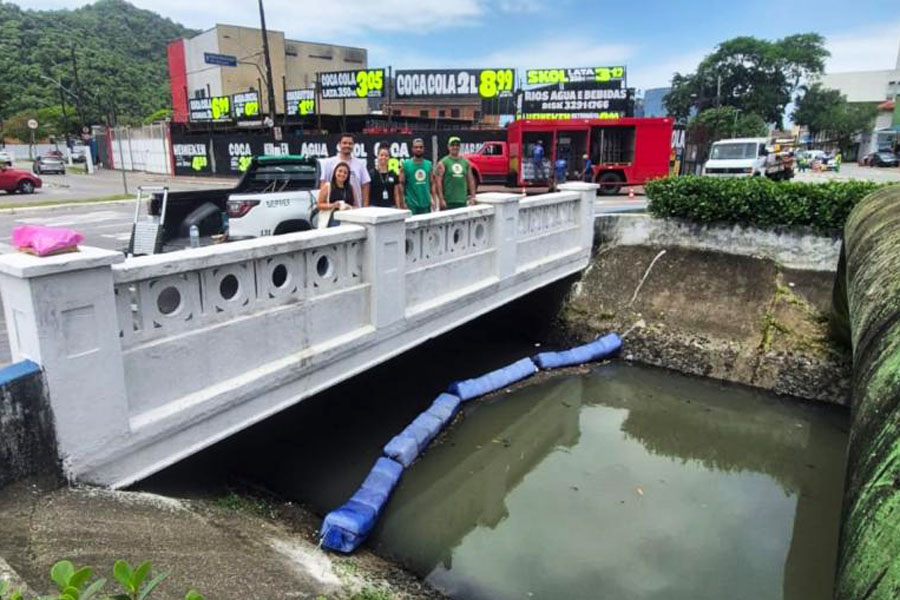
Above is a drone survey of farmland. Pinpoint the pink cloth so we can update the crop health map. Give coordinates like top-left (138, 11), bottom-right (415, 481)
top-left (12, 225), bottom-right (84, 256)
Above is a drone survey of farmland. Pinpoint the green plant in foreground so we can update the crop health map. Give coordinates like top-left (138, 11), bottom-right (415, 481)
top-left (1, 560), bottom-right (203, 600)
top-left (50, 561), bottom-right (106, 600)
top-left (110, 560), bottom-right (169, 600)
top-left (1, 578), bottom-right (24, 600)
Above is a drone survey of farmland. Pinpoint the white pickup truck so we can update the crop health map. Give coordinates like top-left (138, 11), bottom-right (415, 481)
top-left (702, 137), bottom-right (794, 181)
top-left (225, 156), bottom-right (320, 239)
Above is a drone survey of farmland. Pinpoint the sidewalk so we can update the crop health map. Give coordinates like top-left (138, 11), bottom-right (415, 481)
top-left (0, 480), bottom-right (442, 600)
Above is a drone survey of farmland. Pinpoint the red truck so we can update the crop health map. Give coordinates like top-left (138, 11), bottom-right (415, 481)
top-left (465, 117), bottom-right (674, 195)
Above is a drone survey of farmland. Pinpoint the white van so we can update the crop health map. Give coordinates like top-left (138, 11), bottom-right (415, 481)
top-left (702, 138), bottom-right (771, 177)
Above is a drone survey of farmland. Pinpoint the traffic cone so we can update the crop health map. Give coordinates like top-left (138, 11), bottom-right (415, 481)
top-left (628, 187), bottom-right (635, 199)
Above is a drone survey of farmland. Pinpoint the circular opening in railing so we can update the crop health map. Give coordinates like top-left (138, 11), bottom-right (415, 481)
top-left (316, 255), bottom-right (332, 278)
top-left (427, 231), bottom-right (441, 253)
top-left (452, 227), bottom-right (463, 246)
top-left (405, 238), bottom-right (414, 257)
top-left (220, 274), bottom-right (240, 300)
top-left (157, 286), bottom-right (181, 316)
top-left (474, 222), bottom-right (485, 242)
top-left (272, 264), bottom-right (288, 288)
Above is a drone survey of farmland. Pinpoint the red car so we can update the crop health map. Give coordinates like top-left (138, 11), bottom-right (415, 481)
top-left (0, 164), bottom-right (42, 194)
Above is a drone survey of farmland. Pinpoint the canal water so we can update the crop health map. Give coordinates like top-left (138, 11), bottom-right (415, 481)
top-left (138, 293), bottom-right (847, 599)
top-left (369, 364), bottom-right (847, 600)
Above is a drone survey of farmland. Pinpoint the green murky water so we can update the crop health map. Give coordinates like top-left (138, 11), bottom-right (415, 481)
top-left (370, 364), bottom-right (847, 600)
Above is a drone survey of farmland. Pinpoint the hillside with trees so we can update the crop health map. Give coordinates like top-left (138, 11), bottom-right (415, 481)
top-left (0, 0), bottom-right (196, 140)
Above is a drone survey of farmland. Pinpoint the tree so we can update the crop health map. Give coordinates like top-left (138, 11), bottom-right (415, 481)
top-left (664, 34), bottom-right (829, 127)
top-left (689, 107), bottom-right (768, 145)
top-left (2, 110), bottom-right (51, 142)
top-left (792, 84), bottom-right (878, 151)
top-left (0, 0), bottom-right (197, 124)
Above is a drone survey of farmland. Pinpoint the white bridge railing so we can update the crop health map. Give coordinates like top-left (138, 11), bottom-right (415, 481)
top-left (0, 184), bottom-right (596, 487)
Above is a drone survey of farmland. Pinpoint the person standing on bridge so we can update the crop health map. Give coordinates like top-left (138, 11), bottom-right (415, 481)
top-left (316, 161), bottom-right (355, 227)
top-left (398, 138), bottom-right (435, 215)
top-left (369, 145), bottom-right (401, 208)
top-left (434, 136), bottom-right (476, 211)
top-left (531, 139), bottom-right (546, 182)
top-left (319, 133), bottom-right (370, 206)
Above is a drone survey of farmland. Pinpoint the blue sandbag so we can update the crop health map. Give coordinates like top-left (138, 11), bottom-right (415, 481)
top-left (426, 393), bottom-right (461, 425)
top-left (448, 357), bottom-right (538, 401)
top-left (383, 410), bottom-right (446, 467)
top-left (533, 333), bottom-right (623, 370)
top-left (321, 457), bottom-right (403, 553)
top-left (383, 432), bottom-right (419, 467)
top-left (409, 412), bottom-right (443, 447)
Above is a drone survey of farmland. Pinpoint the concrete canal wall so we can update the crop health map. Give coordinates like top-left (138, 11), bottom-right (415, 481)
top-left (835, 185), bottom-right (900, 600)
top-left (0, 360), bottom-right (59, 488)
top-left (560, 214), bottom-right (851, 405)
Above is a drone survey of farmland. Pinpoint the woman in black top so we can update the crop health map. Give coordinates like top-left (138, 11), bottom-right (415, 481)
top-left (369, 145), bottom-right (400, 208)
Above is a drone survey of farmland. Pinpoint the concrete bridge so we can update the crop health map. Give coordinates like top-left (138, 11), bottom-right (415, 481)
top-left (0, 184), bottom-right (597, 488)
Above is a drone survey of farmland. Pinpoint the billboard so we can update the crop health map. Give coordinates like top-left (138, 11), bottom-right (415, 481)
top-left (319, 69), bottom-right (385, 99)
top-left (285, 89), bottom-right (316, 116)
top-left (188, 96), bottom-right (231, 122)
top-left (525, 66), bottom-right (626, 86)
top-left (516, 84), bottom-right (634, 120)
top-left (394, 69), bottom-right (515, 99)
top-left (232, 91), bottom-right (261, 119)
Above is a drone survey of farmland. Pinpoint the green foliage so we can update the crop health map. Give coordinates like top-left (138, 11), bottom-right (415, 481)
top-left (351, 587), bottom-right (392, 600)
top-left (1, 559), bottom-right (199, 600)
top-left (111, 560), bottom-right (168, 600)
top-left (792, 84), bottom-right (879, 151)
top-left (0, 0), bottom-right (197, 124)
top-left (664, 33), bottom-right (828, 126)
top-left (645, 176), bottom-right (883, 231)
top-left (688, 107), bottom-right (768, 144)
top-left (143, 109), bottom-right (171, 125)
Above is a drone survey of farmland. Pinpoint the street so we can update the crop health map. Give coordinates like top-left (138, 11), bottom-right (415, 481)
top-left (2, 162), bottom-right (235, 205)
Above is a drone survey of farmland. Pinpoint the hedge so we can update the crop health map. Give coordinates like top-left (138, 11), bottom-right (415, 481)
top-left (645, 176), bottom-right (886, 231)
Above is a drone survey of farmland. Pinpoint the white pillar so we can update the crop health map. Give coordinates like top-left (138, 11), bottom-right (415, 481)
top-left (0, 247), bottom-right (130, 474)
top-left (476, 192), bottom-right (521, 279)
top-left (558, 182), bottom-right (599, 253)
top-left (336, 207), bottom-right (410, 329)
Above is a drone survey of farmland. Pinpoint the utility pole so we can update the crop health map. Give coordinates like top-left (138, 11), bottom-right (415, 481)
top-left (58, 86), bottom-right (71, 156)
top-left (109, 99), bottom-right (129, 195)
top-left (70, 46), bottom-right (86, 125)
top-left (715, 73), bottom-right (722, 109)
top-left (257, 0), bottom-right (278, 125)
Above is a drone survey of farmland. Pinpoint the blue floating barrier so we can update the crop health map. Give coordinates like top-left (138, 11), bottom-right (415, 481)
top-left (448, 357), bottom-right (538, 401)
top-left (321, 457), bottom-right (403, 553)
top-left (427, 393), bottom-right (461, 425)
top-left (409, 412), bottom-right (443, 448)
top-left (533, 333), bottom-right (622, 370)
top-left (383, 432), bottom-right (419, 467)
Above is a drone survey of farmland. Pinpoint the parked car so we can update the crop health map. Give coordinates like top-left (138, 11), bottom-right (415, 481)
top-left (861, 151), bottom-right (900, 168)
top-left (0, 150), bottom-right (13, 167)
top-left (33, 154), bottom-right (66, 175)
top-left (0, 165), bottom-right (41, 194)
top-left (69, 143), bottom-right (87, 163)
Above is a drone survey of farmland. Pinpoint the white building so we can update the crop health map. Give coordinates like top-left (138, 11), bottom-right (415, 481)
top-left (815, 42), bottom-right (900, 157)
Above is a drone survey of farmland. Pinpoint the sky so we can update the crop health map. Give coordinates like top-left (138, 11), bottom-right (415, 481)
top-left (12, 0), bottom-right (900, 91)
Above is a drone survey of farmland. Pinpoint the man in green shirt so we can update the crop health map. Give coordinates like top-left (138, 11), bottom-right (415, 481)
top-left (399, 138), bottom-right (435, 215)
top-left (435, 136), bottom-right (476, 210)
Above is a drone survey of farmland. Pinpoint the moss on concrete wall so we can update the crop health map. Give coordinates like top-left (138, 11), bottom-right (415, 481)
top-left (836, 184), bottom-right (900, 599)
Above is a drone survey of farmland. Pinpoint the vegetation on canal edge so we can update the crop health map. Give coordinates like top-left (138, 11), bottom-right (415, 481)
top-left (645, 176), bottom-right (887, 231)
top-left (836, 184), bottom-right (900, 599)
top-left (0, 560), bottom-right (203, 600)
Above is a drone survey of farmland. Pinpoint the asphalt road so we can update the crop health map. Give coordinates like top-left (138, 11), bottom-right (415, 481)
top-left (3, 163), bottom-right (235, 206)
